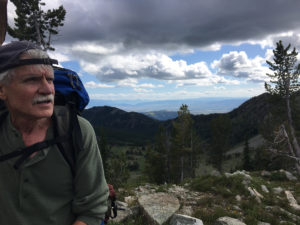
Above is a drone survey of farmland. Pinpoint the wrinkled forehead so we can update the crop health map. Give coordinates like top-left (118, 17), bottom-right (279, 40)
top-left (13, 63), bottom-right (54, 79)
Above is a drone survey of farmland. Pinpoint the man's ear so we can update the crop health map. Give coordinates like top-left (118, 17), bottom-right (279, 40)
top-left (0, 84), bottom-right (7, 101)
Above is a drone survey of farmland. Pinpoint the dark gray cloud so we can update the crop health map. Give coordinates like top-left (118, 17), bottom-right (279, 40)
top-left (55, 0), bottom-right (300, 48)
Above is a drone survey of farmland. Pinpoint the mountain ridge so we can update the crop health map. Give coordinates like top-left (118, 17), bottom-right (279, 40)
top-left (82, 93), bottom-right (276, 146)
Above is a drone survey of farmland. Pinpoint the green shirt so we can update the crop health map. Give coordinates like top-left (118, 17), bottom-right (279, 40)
top-left (0, 114), bottom-right (108, 225)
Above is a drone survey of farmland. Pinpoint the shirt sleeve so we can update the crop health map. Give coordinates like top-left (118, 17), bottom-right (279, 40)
top-left (72, 116), bottom-right (109, 225)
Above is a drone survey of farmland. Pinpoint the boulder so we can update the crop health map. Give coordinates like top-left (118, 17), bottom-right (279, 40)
top-left (215, 217), bottom-right (246, 225)
top-left (257, 222), bottom-right (270, 225)
top-left (225, 170), bottom-right (252, 181)
top-left (261, 170), bottom-right (271, 177)
top-left (124, 196), bottom-right (137, 205)
top-left (178, 205), bottom-right (193, 216)
top-left (281, 170), bottom-right (297, 181)
top-left (247, 187), bottom-right (263, 203)
top-left (285, 190), bottom-right (300, 210)
top-left (170, 214), bottom-right (203, 225)
top-left (235, 195), bottom-right (242, 202)
top-left (261, 185), bottom-right (269, 193)
top-left (273, 187), bottom-right (283, 194)
top-left (209, 169), bottom-right (222, 177)
top-left (138, 192), bottom-right (180, 225)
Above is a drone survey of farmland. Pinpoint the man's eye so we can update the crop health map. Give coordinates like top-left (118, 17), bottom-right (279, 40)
top-left (47, 77), bottom-right (54, 82)
top-left (25, 77), bottom-right (40, 82)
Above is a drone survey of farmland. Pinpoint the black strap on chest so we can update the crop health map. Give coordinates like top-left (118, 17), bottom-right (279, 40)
top-left (0, 135), bottom-right (70, 169)
top-left (0, 106), bottom-right (83, 174)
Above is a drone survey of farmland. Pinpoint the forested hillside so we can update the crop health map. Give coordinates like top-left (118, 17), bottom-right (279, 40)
top-left (83, 93), bottom-right (272, 147)
top-left (82, 106), bottom-right (160, 145)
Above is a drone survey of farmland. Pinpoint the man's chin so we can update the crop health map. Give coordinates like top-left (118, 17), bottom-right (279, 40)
top-left (33, 107), bottom-right (54, 119)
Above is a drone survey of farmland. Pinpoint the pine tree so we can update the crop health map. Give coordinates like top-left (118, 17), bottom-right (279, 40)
top-left (8, 0), bottom-right (66, 51)
top-left (243, 138), bottom-right (251, 171)
top-left (98, 127), bottom-right (110, 177)
top-left (170, 104), bottom-right (200, 183)
top-left (210, 114), bottom-right (232, 172)
top-left (0, 0), bottom-right (8, 45)
top-left (265, 40), bottom-right (300, 173)
top-left (144, 125), bottom-right (170, 184)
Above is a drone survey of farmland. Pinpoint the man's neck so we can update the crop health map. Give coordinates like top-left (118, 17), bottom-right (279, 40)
top-left (10, 115), bottom-right (51, 146)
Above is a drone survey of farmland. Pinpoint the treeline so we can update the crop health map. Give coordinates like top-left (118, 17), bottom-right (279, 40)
top-left (97, 40), bottom-right (300, 187)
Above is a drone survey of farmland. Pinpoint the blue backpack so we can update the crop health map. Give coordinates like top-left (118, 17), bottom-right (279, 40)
top-left (54, 66), bottom-right (89, 112)
top-left (0, 67), bottom-right (89, 174)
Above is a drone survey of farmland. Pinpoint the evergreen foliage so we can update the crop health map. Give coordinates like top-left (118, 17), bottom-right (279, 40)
top-left (98, 128), bottom-right (130, 187)
top-left (265, 40), bottom-right (300, 97)
top-left (209, 114), bottom-right (232, 172)
top-left (144, 125), bottom-right (170, 184)
top-left (0, 0), bottom-right (7, 45)
top-left (243, 138), bottom-right (252, 171)
top-left (98, 127), bottom-right (110, 177)
top-left (144, 104), bottom-right (201, 184)
top-left (106, 151), bottom-right (130, 187)
top-left (8, 0), bottom-right (66, 51)
top-left (264, 40), bottom-right (300, 173)
top-left (169, 104), bottom-right (201, 183)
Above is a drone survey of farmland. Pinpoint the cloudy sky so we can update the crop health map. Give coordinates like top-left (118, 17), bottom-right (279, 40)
top-left (6, 0), bottom-right (300, 103)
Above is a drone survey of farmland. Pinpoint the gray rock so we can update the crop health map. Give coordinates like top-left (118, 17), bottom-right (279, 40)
top-left (124, 196), bottom-right (137, 205)
top-left (273, 187), bottom-right (283, 194)
top-left (235, 195), bottom-right (242, 202)
top-left (210, 169), bottom-right (222, 177)
top-left (170, 214), bottom-right (203, 225)
top-left (247, 187), bottom-right (263, 203)
top-left (261, 185), bottom-right (269, 193)
top-left (215, 216), bottom-right (246, 225)
top-left (282, 170), bottom-right (297, 181)
top-left (178, 205), bottom-right (193, 216)
top-left (285, 190), bottom-right (300, 210)
top-left (138, 192), bottom-right (180, 225)
top-left (257, 222), bottom-right (270, 225)
top-left (261, 170), bottom-right (271, 177)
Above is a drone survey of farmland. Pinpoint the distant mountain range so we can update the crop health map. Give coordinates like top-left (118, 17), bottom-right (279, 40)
top-left (82, 93), bottom-right (274, 146)
top-left (143, 110), bottom-right (178, 120)
top-left (88, 97), bottom-right (249, 115)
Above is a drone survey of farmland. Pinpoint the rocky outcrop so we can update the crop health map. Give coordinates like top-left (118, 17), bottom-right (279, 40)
top-left (169, 214), bottom-right (203, 225)
top-left (285, 190), bottom-right (300, 211)
top-left (138, 192), bottom-right (180, 225)
top-left (215, 217), bottom-right (246, 225)
top-left (113, 170), bottom-right (299, 225)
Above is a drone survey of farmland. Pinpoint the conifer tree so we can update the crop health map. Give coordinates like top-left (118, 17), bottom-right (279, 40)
top-left (243, 138), bottom-right (251, 171)
top-left (170, 104), bottom-right (200, 183)
top-left (98, 127), bottom-right (110, 177)
top-left (210, 114), bottom-right (232, 172)
top-left (8, 0), bottom-right (66, 51)
top-left (0, 0), bottom-right (7, 45)
top-left (144, 125), bottom-right (170, 184)
top-left (265, 40), bottom-right (300, 162)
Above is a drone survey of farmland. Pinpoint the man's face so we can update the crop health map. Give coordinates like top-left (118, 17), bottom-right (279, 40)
top-left (0, 64), bottom-right (55, 121)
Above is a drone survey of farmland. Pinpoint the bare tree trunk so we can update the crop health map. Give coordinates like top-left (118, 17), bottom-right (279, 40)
top-left (286, 97), bottom-right (300, 157)
top-left (180, 156), bottom-right (184, 183)
top-left (190, 131), bottom-right (193, 176)
top-left (33, 11), bottom-right (42, 48)
top-left (0, 0), bottom-right (7, 45)
top-left (165, 130), bottom-right (171, 183)
top-left (281, 124), bottom-right (300, 175)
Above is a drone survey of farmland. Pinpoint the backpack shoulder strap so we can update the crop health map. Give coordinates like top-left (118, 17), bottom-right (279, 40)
top-left (53, 105), bottom-right (84, 177)
top-left (0, 99), bottom-right (8, 126)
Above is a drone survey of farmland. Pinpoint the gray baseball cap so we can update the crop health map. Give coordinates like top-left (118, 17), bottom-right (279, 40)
top-left (0, 41), bottom-right (58, 73)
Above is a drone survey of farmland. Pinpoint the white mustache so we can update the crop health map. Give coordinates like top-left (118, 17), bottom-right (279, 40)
top-left (32, 94), bottom-right (54, 105)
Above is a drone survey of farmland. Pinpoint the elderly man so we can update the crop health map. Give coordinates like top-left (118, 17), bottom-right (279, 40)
top-left (0, 41), bottom-right (108, 225)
